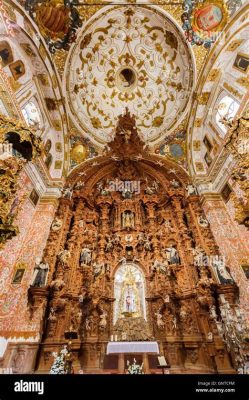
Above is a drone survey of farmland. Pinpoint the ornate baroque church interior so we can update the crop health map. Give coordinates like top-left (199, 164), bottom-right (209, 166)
top-left (0, 0), bottom-right (248, 375)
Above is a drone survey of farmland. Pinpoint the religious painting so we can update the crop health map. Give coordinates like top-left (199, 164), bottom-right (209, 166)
top-left (24, 0), bottom-right (82, 53)
top-left (233, 53), bottom-right (249, 73)
top-left (70, 143), bottom-right (88, 163)
top-left (69, 136), bottom-right (98, 170)
top-left (193, 4), bottom-right (224, 32)
top-left (29, 189), bottom-right (39, 206)
top-left (182, 0), bottom-right (229, 48)
top-left (242, 265), bottom-right (249, 279)
top-left (12, 264), bottom-right (26, 284)
top-left (9, 60), bottom-right (25, 81)
top-left (157, 129), bottom-right (186, 169)
top-left (221, 183), bottom-right (232, 202)
top-left (0, 40), bottom-right (13, 66)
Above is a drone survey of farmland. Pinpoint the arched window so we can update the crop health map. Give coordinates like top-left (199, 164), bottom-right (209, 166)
top-left (215, 95), bottom-right (240, 136)
top-left (5, 131), bottom-right (32, 160)
top-left (21, 101), bottom-right (41, 128)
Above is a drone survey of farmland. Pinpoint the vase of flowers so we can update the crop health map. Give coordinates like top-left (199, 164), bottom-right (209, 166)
top-left (126, 358), bottom-right (144, 374)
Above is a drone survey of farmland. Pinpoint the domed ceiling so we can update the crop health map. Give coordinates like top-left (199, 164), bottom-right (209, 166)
top-left (65, 6), bottom-right (195, 147)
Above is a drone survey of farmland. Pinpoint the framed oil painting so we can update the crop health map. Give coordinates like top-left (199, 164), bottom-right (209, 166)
top-left (12, 265), bottom-right (26, 284)
top-left (233, 53), bottom-right (249, 73)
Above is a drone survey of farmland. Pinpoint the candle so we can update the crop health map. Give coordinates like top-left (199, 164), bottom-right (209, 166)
top-left (111, 335), bottom-right (113, 341)
top-left (115, 335), bottom-right (118, 341)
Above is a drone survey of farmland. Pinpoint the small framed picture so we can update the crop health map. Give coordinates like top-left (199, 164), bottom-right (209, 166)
top-left (0, 40), bottom-right (13, 66)
top-left (233, 53), bottom-right (249, 74)
top-left (242, 265), bottom-right (249, 280)
top-left (12, 268), bottom-right (25, 284)
top-left (9, 60), bottom-right (25, 80)
top-left (29, 189), bottom-right (39, 206)
top-left (221, 183), bottom-right (232, 203)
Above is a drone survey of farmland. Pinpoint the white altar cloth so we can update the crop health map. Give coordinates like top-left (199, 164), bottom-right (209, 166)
top-left (107, 341), bottom-right (159, 354)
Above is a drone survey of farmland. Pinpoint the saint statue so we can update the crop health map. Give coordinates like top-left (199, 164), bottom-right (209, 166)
top-left (118, 266), bottom-right (141, 317)
top-left (122, 188), bottom-right (132, 199)
top-left (165, 245), bottom-right (180, 265)
top-left (122, 211), bottom-right (135, 229)
top-left (51, 217), bottom-right (62, 232)
top-left (92, 262), bottom-right (105, 278)
top-left (144, 237), bottom-right (152, 251)
top-left (61, 187), bottom-right (72, 199)
top-left (99, 311), bottom-right (107, 330)
top-left (151, 259), bottom-right (169, 274)
top-left (80, 247), bottom-right (92, 265)
top-left (198, 215), bottom-right (209, 228)
top-left (212, 258), bottom-right (234, 285)
top-left (155, 310), bottom-right (164, 329)
top-left (186, 184), bottom-right (198, 196)
top-left (170, 179), bottom-right (180, 188)
top-left (31, 258), bottom-right (49, 287)
top-left (105, 236), bottom-right (114, 252)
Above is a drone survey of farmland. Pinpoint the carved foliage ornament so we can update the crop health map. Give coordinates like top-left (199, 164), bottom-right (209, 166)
top-left (0, 114), bottom-right (42, 247)
top-left (224, 108), bottom-right (249, 228)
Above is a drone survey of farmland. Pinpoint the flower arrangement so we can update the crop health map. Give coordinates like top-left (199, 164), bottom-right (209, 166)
top-left (126, 358), bottom-right (144, 374)
top-left (50, 346), bottom-right (69, 374)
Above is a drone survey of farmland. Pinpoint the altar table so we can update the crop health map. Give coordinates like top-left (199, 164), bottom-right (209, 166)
top-left (107, 341), bottom-right (159, 354)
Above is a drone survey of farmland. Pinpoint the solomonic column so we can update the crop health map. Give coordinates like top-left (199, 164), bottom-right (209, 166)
top-left (96, 196), bottom-right (112, 233)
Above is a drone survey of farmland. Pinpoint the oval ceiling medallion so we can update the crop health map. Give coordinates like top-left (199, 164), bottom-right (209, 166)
top-left (65, 6), bottom-right (195, 147)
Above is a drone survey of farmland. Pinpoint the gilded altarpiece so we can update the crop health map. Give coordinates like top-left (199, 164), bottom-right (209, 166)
top-left (31, 112), bottom-right (240, 374)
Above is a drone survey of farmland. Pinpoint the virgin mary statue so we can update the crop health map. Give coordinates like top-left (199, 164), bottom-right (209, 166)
top-left (118, 266), bottom-right (142, 318)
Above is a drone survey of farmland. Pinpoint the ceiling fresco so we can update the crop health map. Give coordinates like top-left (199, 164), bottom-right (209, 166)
top-left (181, 0), bottom-right (243, 48)
top-left (1, 0), bottom-right (247, 174)
top-left (65, 6), bottom-right (195, 146)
